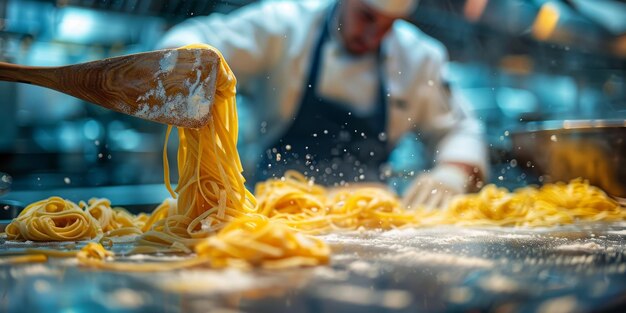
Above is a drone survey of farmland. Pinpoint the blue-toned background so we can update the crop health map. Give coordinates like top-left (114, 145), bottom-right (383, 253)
top-left (0, 0), bottom-right (624, 208)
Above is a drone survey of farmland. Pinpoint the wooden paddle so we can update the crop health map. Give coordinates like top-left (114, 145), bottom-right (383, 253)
top-left (0, 48), bottom-right (219, 128)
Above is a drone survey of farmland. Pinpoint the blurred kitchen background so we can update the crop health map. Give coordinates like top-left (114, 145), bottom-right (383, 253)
top-left (0, 0), bottom-right (624, 207)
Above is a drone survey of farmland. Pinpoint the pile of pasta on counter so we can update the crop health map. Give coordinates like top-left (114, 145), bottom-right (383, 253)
top-left (5, 197), bottom-right (145, 241)
top-left (254, 171), bottom-right (625, 231)
top-left (2, 44), bottom-right (624, 271)
top-left (1, 44), bottom-right (328, 271)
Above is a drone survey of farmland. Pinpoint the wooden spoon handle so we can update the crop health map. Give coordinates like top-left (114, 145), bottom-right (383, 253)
top-left (0, 48), bottom-right (219, 128)
top-left (0, 62), bottom-right (60, 89)
top-left (0, 57), bottom-right (146, 112)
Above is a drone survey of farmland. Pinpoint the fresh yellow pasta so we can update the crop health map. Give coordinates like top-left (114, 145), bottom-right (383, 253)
top-left (2, 44), bottom-right (329, 269)
top-left (4, 196), bottom-right (145, 242)
top-left (254, 171), bottom-right (416, 233)
top-left (255, 171), bottom-right (329, 233)
top-left (328, 187), bottom-right (417, 230)
top-left (3, 44), bottom-right (623, 271)
top-left (195, 214), bottom-right (330, 269)
top-left (81, 198), bottom-right (144, 237)
top-left (135, 43), bottom-right (258, 254)
top-left (0, 254), bottom-right (48, 265)
top-left (254, 171), bottom-right (625, 233)
top-left (77, 242), bottom-right (114, 261)
top-left (420, 178), bottom-right (626, 227)
top-left (78, 243), bottom-right (209, 272)
top-left (5, 197), bottom-right (101, 241)
top-left (131, 44), bottom-right (328, 268)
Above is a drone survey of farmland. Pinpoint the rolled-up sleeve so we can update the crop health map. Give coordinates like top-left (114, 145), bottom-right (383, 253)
top-left (156, 2), bottom-right (292, 86)
top-left (413, 51), bottom-right (489, 179)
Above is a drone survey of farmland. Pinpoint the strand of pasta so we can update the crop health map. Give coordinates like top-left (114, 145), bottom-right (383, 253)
top-left (128, 45), bottom-right (327, 270)
top-left (195, 214), bottom-right (330, 269)
top-left (0, 254), bottom-right (48, 265)
top-left (6, 173), bottom-right (619, 268)
top-left (136, 44), bottom-right (258, 254)
top-left (4, 196), bottom-right (147, 242)
top-left (254, 171), bottom-right (417, 233)
top-left (81, 198), bottom-right (144, 237)
top-left (3, 44), bottom-right (624, 271)
top-left (255, 171), bottom-right (625, 234)
top-left (419, 179), bottom-right (626, 227)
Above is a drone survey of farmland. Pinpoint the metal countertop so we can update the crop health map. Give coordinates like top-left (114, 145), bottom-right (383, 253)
top-left (1, 224), bottom-right (626, 313)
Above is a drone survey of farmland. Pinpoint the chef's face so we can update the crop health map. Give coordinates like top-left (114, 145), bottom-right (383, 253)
top-left (339, 0), bottom-right (397, 55)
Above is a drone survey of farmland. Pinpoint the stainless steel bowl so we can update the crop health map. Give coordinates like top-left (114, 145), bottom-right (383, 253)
top-left (510, 120), bottom-right (626, 199)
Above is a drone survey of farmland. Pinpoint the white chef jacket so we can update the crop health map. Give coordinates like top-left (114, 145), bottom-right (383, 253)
top-left (157, 0), bottom-right (488, 177)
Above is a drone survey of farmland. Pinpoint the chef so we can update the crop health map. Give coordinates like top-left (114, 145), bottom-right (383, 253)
top-left (157, 0), bottom-right (488, 209)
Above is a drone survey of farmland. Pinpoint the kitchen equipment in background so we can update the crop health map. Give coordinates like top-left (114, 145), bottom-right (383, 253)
top-left (0, 199), bottom-right (23, 232)
top-left (0, 172), bottom-right (11, 196)
top-left (0, 0), bottom-right (622, 194)
top-left (0, 81), bottom-right (17, 150)
top-left (511, 120), bottom-right (626, 199)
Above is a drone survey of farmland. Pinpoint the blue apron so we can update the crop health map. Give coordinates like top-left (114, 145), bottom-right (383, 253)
top-left (256, 6), bottom-right (389, 185)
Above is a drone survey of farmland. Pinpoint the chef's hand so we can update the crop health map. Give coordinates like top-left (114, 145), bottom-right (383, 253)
top-left (402, 164), bottom-right (473, 210)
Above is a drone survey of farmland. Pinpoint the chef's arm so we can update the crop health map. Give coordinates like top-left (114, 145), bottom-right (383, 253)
top-left (402, 98), bottom-right (488, 210)
top-left (431, 98), bottom-right (488, 191)
top-left (402, 101), bottom-right (488, 210)
top-left (156, 2), bottom-right (290, 85)
top-left (402, 54), bottom-right (488, 209)
top-left (439, 161), bottom-right (484, 190)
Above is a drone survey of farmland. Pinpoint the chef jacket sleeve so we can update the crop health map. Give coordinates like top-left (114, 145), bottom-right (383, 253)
top-left (156, 2), bottom-right (293, 87)
top-left (412, 49), bottom-right (489, 180)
